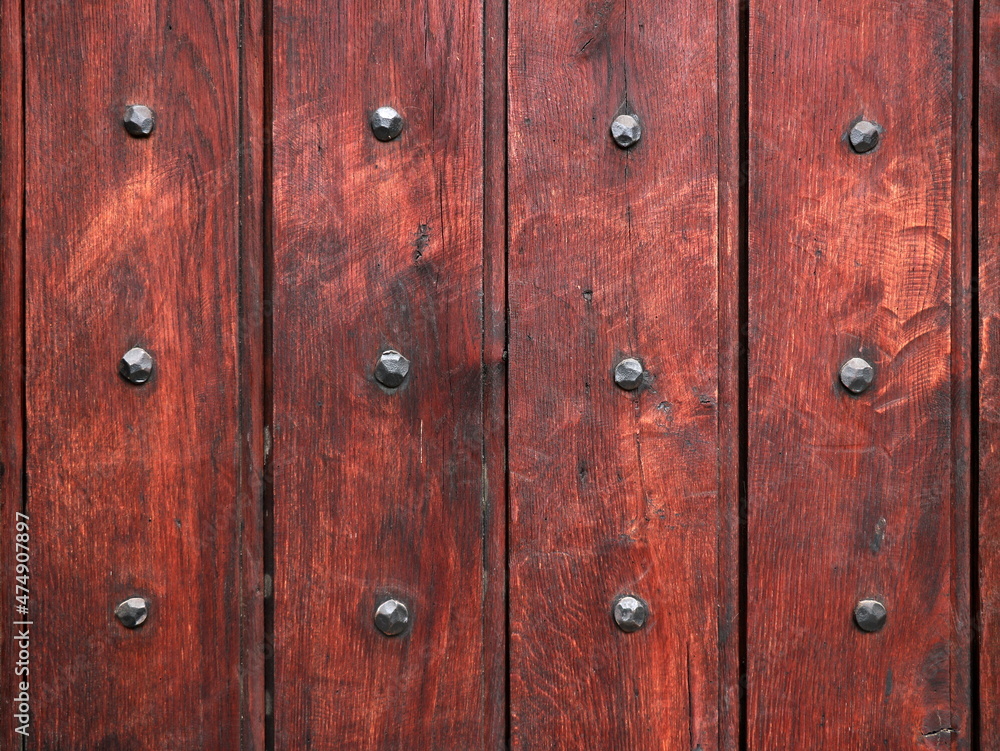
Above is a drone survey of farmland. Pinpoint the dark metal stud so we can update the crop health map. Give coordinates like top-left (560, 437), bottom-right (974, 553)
top-left (119, 347), bottom-right (153, 384)
top-left (374, 350), bottom-right (410, 389)
top-left (123, 105), bottom-right (155, 137)
top-left (614, 358), bottom-right (643, 391)
top-left (839, 356), bottom-right (874, 394)
top-left (611, 114), bottom-right (642, 149)
top-left (849, 120), bottom-right (880, 154)
top-left (370, 106), bottom-right (403, 141)
top-left (854, 598), bottom-right (887, 633)
top-left (613, 594), bottom-right (649, 633)
top-left (374, 598), bottom-right (409, 636)
top-left (115, 597), bottom-right (149, 628)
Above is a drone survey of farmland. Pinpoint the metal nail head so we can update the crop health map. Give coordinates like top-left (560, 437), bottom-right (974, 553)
top-left (370, 106), bottom-right (403, 141)
top-left (614, 358), bottom-right (644, 391)
top-left (119, 347), bottom-right (154, 384)
top-left (849, 120), bottom-right (880, 153)
top-left (611, 114), bottom-right (642, 149)
top-left (839, 356), bottom-right (874, 394)
top-left (115, 597), bottom-right (149, 628)
top-left (374, 598), bottom-right (410, 636)
top-left (375, 350), bottom-right (410, 388)
top-left (613, 594), bottom-right (649, 633)
top-left (124, 105), bottom-right (155, 137)
top-left (854, 598), bottom-right (887, 633)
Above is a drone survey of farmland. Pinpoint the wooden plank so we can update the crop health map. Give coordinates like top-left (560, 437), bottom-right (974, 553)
top-left (506, 0), bottom-right (722, 746)
top-left (747, 0), bottom-right (970, 746)
top-left (23, 0), bottom-right (245, 746)
top-left (269, 0), bottom-right (487, 746)
top-left (980, 2), bottom-right (1000, 745)
top-left (0, 0), bottom-right (23, 745)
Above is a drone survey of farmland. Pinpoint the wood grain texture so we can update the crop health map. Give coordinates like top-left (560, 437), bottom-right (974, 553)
top-left (269, 0), bottom-right (487, 746)
top-left (747, 0), bottom-right (969, 747)
top-left (0, 0), bottom-right (23, 745)
top-left (952, 0), bottom-right (973, 742)
top-left (981, 2), bottom-right (1000, 746)
top-left (239, 0), bottom-right (267, 747)
top-left (23, 0), bottom-right (245, 746)
top-left (506, 0), bottom-right (722, 747)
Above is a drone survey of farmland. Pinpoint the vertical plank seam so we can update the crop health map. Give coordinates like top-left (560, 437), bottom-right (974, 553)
top-left (237, 0), bottom-right (268, 744)
top-left (482, 0), bottom-right (509, 742)
top-left (17, 0), bottom-right (24, 513)
top-left (956, 0), bottom-right (980, 743)
top-left (237, 0), bottom-right (248, 746)
top-left (261, 0), bottom-right (276, 743)
top-left (17, 0), bottom-right (24, 500)
top-left (0, 4), bottom-right (24, 748)
top-left (737, 0), bottom-right (750, 747)
top-left (953, 0), bottom-right (976, 743)
top-left (971, 0), bottom-right (982, 743)
top-left (716, 0), bottom-right (744, 746)
top-left (18, 0), bottom-right (26, 741)
top-left (504, 5), bottom-right (512, 736)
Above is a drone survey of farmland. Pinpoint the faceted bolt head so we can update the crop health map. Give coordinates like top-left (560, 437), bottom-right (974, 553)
top-left (374, 598), bottom-right (410, 636)
top-left (613, 595), bottom-right (649, 633)
top-left (119, 347), bottom-right (154, 384)
top-left (849, 120), bottom-right (880, 153)
top-left (614, 358), bottom-right (644, 391)
top-left (375, 350), bottom-right (410, 388)
top-left (611, 114), bottom-right (642, 148)
top-left (115, 597), bottom-right (149, 629)
top-left (854, 598), bottom-right (887, 633)
top-left (370, 106), bottom-right (403, 141)
top-left (839, 356), bottom-right (874, 394)
top-left (123, 105), bottom-right (155, 137)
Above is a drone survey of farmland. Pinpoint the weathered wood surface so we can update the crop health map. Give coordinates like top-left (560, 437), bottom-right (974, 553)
top-left (506, 0), bottom-right (724, 746)
top-left (483, 0), bottom-right (510, 745)
top-left (981, 2), bottom-right (1000, 747)
top-left (269, 0), bottom-right (489, 746)
top-left (747, 0), bottom-right (970, 747)
top-left (0, 0), bottom-right (24, 744)
top-left (22, 0), bottom-right (248, 746)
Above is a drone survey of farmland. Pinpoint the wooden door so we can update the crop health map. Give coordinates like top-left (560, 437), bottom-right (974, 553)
top-left (0, 0), bottom-right (995, 749)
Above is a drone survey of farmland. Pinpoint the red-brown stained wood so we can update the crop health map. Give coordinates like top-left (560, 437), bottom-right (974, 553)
top-left (506, 0), bottom-right (722, 747)
top-left (952, 0), bottom-right (974, 741)
top-left (981, 3), bottom-right (1000, 747)
top-left (239, 0), bottom-right (267, 747)
top-left (716, 0), bottom-right (744, 744)
top-left (269, 0), bottom-right (486, 747)
top-left (0, 0), bottom-right (23, 745)
top-left (23, 1), bottom-right (245, 747)
top-left (747, 0), bottom-right (969, 747)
